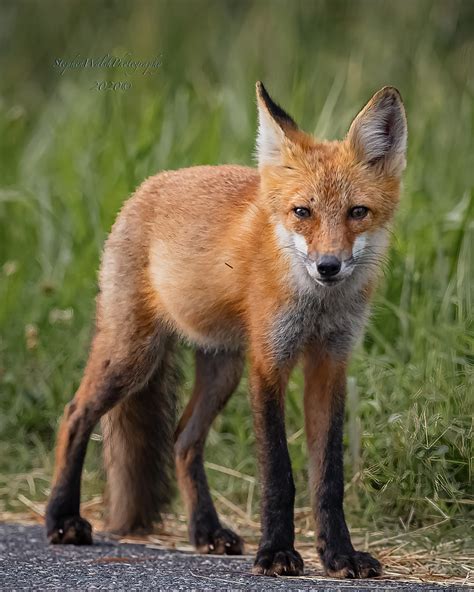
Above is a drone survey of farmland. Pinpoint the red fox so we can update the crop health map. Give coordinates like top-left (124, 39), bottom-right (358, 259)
top-left (46, 82), bottom-right (407, 578)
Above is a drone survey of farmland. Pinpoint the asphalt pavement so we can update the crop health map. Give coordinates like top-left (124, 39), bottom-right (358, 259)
top-left (0, 523), bottom-right (468, 591)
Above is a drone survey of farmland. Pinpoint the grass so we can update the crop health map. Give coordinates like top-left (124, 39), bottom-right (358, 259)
top-left (0, 0), bottom-right (472, 551)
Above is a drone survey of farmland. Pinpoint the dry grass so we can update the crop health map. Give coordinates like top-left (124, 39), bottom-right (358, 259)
top-left (3, 492), bottom-right (472, 588)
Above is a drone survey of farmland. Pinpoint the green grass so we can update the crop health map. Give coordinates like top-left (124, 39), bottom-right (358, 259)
top-left (0, 0), bottom-right (472, 542)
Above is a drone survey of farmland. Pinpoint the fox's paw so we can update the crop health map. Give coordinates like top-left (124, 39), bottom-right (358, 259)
top-left (48, 516), bottom-right (93, 545)
top-left (195, 527), bottom-right (244, 555)
top-left (322, 549), bottom-right (382, 579)
top-left (252, 547), bottom-right (304, 576)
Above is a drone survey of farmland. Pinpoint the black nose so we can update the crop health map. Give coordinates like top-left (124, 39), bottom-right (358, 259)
top-left (317, 255), bottom-right (341, 277)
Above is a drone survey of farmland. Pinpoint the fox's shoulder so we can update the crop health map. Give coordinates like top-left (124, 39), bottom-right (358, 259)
top-left (114, 165), bottom-right (261, 245)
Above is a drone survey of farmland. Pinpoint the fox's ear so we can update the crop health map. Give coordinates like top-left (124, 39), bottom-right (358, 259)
top-left (347, 87), bottom-right (407, 176)
top-left (256, 81), bottom-right (298, 168)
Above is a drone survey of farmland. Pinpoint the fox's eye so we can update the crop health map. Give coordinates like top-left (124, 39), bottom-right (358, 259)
top-left (293, 207), bottom-right (311, 219)
top-left (349, 206), bottom-right (369, 220)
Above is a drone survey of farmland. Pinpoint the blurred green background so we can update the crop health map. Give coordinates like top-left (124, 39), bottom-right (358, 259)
top-left (0, 0), bottom-right (472, 544)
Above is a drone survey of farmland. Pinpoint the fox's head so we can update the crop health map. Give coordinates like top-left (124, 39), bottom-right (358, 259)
top-left (256, 82), bottom-right (407, 289)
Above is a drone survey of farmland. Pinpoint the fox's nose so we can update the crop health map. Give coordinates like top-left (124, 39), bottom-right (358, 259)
top-left (316, 255), bottom-right (342, 277)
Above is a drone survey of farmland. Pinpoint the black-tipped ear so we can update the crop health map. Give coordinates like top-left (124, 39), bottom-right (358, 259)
top-left (256, 82), bottom-right (297, 132)
top-left (347, 86), bottom-right (407, 177)
top-left (256, 82), bottom-right (298, 168)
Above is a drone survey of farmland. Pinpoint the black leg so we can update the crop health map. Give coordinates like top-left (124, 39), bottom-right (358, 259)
top-left (304, 350), bottom-right (382, 578)
top-left (175, 349), bottom-right (244, 554)
top-left (250, 368), bottom-right (304, 576)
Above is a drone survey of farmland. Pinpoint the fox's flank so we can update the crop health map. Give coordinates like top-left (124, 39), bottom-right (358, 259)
top-left (46, 82), bottom-right (407, 579)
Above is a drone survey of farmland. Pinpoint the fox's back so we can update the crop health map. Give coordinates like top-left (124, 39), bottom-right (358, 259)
top-left (146, 164), bottom-right (259, 241)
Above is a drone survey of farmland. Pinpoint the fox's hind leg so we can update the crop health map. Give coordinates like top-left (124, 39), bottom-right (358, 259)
top-left (46, 324), bottom-right (166, 545)
top-left (175, 348), bottom-right (244, 554)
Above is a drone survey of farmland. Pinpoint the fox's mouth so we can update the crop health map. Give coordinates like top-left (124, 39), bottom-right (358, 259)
top-left (304, 261), bottom-right (354, 287)
top-left (315, 276), bottom-right (345, 287)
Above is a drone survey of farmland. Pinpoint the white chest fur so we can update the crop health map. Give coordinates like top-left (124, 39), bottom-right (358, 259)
top-left (268, 281), bottom-right (370, 364)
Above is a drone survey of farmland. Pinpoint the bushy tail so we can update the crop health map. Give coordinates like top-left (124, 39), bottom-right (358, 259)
top-left (101, 345), bottom-right (181, 534)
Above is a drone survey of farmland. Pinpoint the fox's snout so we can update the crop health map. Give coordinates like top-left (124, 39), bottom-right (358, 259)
top-left (304, 249), bottom-right (354, 285)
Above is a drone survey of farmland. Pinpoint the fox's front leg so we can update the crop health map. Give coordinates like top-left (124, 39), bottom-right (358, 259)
top-left (304, 349), bottom-right (382, 578)
top-left (250, 355), bottom-right (304, 577)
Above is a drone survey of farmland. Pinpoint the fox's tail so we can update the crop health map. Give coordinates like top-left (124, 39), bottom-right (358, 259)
top-left (101, 344), bottom-right (181, 534)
